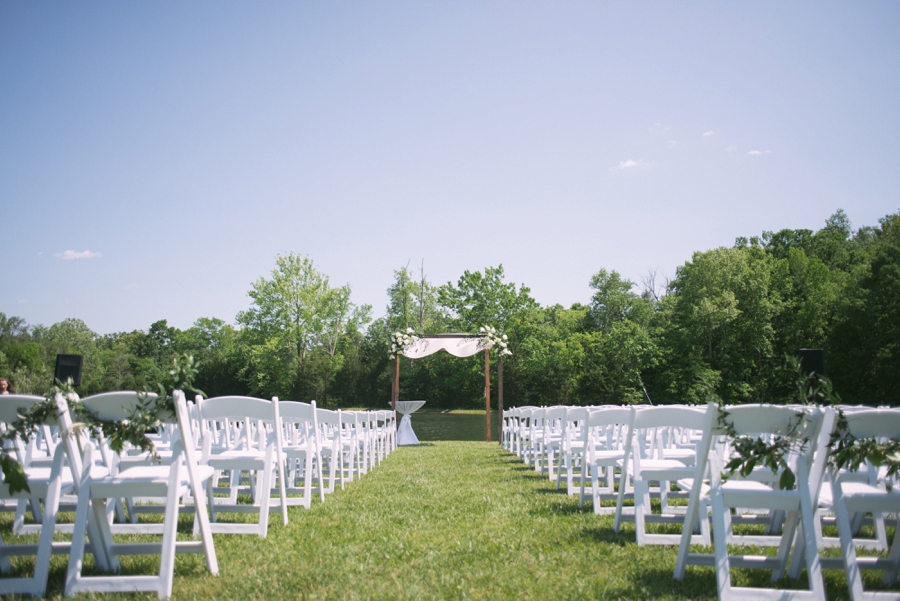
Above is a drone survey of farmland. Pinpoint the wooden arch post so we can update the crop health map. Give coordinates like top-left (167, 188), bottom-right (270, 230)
top-left (391, 355), bottom-right (400, 428)
top-left (498, 356), bottom-right (503, 445)
top-left (484, 349), bottom-right (491, 442)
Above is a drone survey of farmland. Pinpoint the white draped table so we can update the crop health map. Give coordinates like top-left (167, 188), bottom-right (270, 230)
top-left (393, 400), bottom-right (426, 445)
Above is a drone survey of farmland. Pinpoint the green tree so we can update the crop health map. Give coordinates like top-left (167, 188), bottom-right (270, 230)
top-left (386, 264), bottom-right (442, 333)
top-left (829, 213), bottom-right (900, 404)
top-left (438, 265), bottom-right (537, 331)
top-left (236, 253), bottom-right (368, 404)
top-left (665, 245), bottom-right (786, 403)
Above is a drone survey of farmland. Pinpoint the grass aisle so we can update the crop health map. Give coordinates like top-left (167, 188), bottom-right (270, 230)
top-left (173, 442), bottom-right (717, 600)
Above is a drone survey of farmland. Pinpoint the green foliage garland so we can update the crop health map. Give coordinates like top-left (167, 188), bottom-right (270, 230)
top-left (829, 409), bottom-right (900, 478)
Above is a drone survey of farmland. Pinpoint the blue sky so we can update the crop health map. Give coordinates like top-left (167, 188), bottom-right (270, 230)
top-left (2, 2), bottom-right (898, 334)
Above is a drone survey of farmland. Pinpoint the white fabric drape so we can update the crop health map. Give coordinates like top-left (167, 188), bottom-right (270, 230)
top-left (394, 400), bottom-right (426, 445)
top-left (401, 336), bottom-right (491, 359)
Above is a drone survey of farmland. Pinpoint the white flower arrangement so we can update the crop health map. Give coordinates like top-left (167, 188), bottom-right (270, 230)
top-left (478, 325), bottom-right (512, 356)
top-left (388, 327), bottom-right (419, 359)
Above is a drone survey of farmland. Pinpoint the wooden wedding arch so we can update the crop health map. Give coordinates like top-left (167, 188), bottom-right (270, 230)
top-left (390, 333), bottom-right (504, 442)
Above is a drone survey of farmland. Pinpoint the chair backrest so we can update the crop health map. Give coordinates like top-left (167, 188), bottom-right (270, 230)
top-left (278, 400), bottom-right (318, 453)
top-left (80, 391), bottom-right (163, 422)
top-left (633, 405), bottom-right (713, 431)
top-left (0, 394), bottom-right (46, 424)
top-left (719, 404), bottom-right (808, 437)
top-left (841, 408), bottom-right (900, 439)
top-left (316, 408), bottom-right (341, 445)
top-left (585, 406), bottom-right (635, 430)
top-left (197, 395), bottom-right (275, 422)
top-left (279, 400), bottom-right (316, 422)
top-left (316, 408), bottom-right (339, 427)
top-left (545, 406), bottom-right (566, 420)
top-left (565, 407), bottom-right (589, 424)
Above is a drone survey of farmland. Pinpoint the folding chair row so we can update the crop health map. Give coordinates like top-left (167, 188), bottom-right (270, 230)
top-left (506, 401), bottom-right (889, 600)
top-left (0, 390), bottom-right (405, 598)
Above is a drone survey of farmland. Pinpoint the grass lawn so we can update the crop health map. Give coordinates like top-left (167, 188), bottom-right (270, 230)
top-left (1, 441), bottom-right (893, 599)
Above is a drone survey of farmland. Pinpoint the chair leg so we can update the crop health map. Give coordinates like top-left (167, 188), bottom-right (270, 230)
top-left (258, 466), bottom-right (271, 539)
top-left (613, 463), bottom-right (630, 534)
top-left (91, 495), bottom-right (120, 570)
top-left (32, 475), bottom-right (62, 597)
top-left (797, 467), bottom-right (826, 599)
top-left (710, 485), bottom-right (734, 599)
top-left (277, 452), bottom-right (288, 526)
top-left (834, 482), bottom-right (866, 601)
top-left (158, 468), bottom-right (183, 599)
top-left (881, 522), bottom-right (900, 586)
top-left (634, 478), bottom-right (646, 545)
top-left (66, 484), bottom-right (94, 594)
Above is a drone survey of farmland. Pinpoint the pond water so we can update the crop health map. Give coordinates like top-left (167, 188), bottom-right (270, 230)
top-left (407, 411), bottom-right (500, 441)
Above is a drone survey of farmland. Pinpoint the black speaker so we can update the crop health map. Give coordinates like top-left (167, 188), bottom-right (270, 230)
top-left (54, 354), bottom-right (84, 387)
top-left (798, 348), bottom-right (825, 378)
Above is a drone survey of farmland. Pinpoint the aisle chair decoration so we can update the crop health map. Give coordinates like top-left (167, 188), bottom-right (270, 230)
top-left (818, 408), bottom-right (900, 600)
top-left (61, 389), bottom-right (218, 599)
top-left (675, 404), bottom-right (830, 601)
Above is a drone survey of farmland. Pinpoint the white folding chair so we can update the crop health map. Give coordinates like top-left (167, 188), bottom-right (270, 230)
top-left (525, 408), bottom-right (545, 469)
top-left (338, 411), bottom-right (364, 485)
top-left (278, 400), bottom-right (322, 508)
top-left (196, 395), bottom-right (287, 537)
top-left (315, 408), bottom-right (341, 495)
top-left (559, 407), bottom-right (588, 495)
top-left (676, 404), bottom-right (829, 601)
top-left (579, 406), bottom-right (636, 533)
top-left (1, 395), bottom-right (52, 533)
top-left (631, 403), bottom-right (717, 547)
top-left (820, 409), bottom-right (900, 601)
top-left (374, 411), bottom-right (391, 464)
top-left (62, 390), bottom-right (218, 599)
top-left (536, 406), bottom-right (566, 481)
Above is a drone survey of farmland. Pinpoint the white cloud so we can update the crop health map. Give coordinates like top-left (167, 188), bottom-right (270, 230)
top-left (668, 140), bottom-right (677, 148)
top-left (18, 298), bottom-right (29, 305)
top-left (54, 249), bottom-right (102, 260)
top-left (610, 159), bottom-right (651, 172)
top-left (747, 150), bottom-right (772, 156)
top-left (726, 145), bottom-right (737, 153)
top-left (703, 130), bottom-right (715, 137)
top-left (124, 283), bottom-right (141, 289)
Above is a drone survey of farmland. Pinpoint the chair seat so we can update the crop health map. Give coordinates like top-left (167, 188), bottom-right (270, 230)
top-left (90, 465), bottom-right (215, 499)
top-left (207, 450), bottom-right (267, 469)
top-left (119, 450), bottom-right (177, 469)
top-left (2, 464), bottom-right (111, 497)
top-left (661, 449), bottom-right (696, 465)
top-left (590, 450), bottom-right (626, 465)
top-left (722, 479), bottom-right (801, 511)
top-left (841, 481), bottom-right (900, 514)
top-left (637, 459), bottom-right (694, 480)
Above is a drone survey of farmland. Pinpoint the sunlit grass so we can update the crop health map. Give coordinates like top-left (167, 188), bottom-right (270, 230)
top-left (0, 442), bottom-right (895, 599)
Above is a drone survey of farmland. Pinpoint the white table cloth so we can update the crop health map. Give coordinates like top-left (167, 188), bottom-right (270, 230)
top-left (393, 400), bottom-right (426, 445)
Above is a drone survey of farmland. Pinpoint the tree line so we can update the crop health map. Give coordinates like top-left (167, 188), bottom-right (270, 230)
top-left (2, 209), bottom-right (897, 409)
